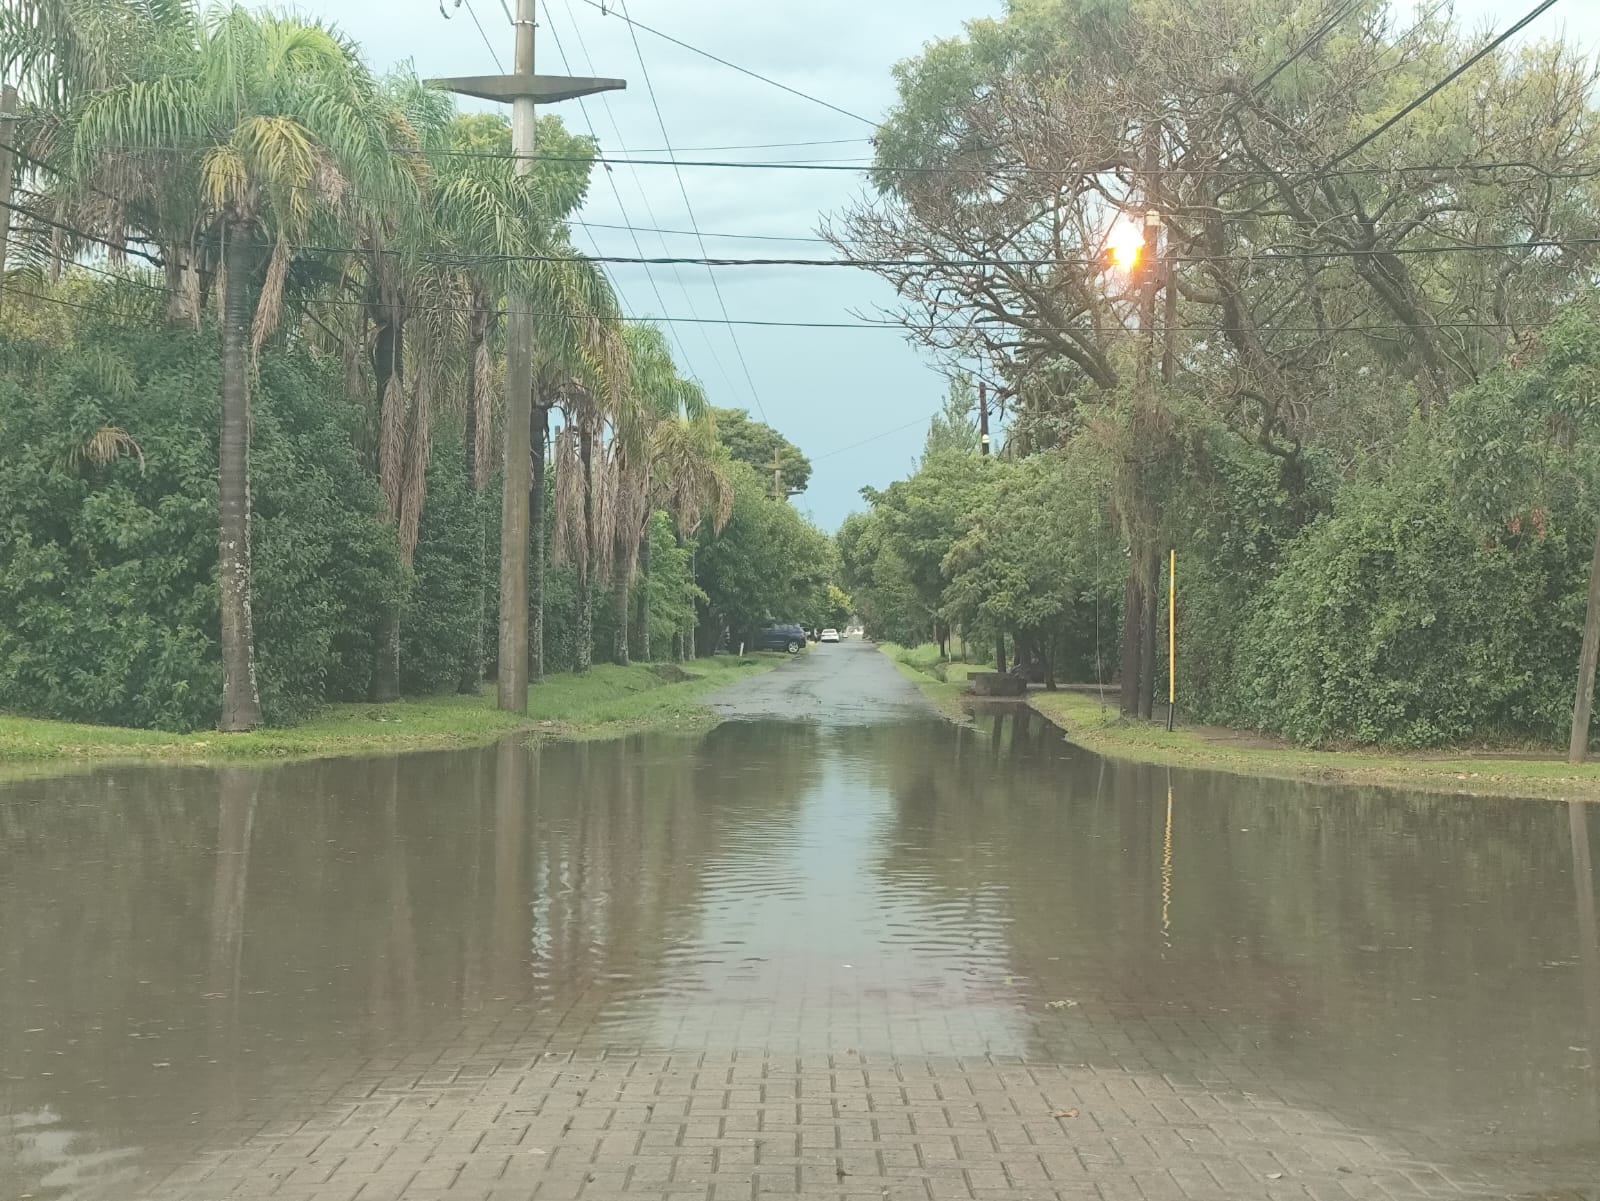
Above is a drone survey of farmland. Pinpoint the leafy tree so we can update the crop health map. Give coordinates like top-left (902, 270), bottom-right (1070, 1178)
top-left (68, 6), bottom-right (418, 730)
top-left (712, 406), bottom-right (812, 495)
top-left (0, 309), bottom-right (400, 730)
top-left (694, 461), bottom-right (833, 647)
top-left (924, 373), bottom-right (982, 459)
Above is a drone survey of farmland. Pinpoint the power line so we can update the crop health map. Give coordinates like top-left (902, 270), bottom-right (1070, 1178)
top-left (1328, 0), bottom-right (1565, 167)
top-left (555, 0), bottom-right (728, 395)
top-left (614, 0), bottom-right (770, 423)
top-left (456, 0), bottom-right (507, 72)
top-left (574, 0), bottom-right (877, 128)
top-left (811, 414), bottom-right (939, 462)
top-left (22, 257), bottom-right (1575, 339)
top-left (572, 218), bottom-right (837, 244)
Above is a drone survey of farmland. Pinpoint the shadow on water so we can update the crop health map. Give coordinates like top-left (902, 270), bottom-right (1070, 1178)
top-left (0, 708), bottom-right (1597, 1194)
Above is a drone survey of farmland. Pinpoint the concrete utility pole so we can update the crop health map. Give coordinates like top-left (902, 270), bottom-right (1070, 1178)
top-left (0, 85), bottom-right (18, 288)
top-left (432, 5), bottom-right (623, 714)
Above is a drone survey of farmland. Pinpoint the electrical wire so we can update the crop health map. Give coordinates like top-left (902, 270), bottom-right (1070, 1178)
top-left (556, 0), bottom-right (730, 395)
top-left (457, 0), bottom-right (507, 72)
top-left (614, 0), bottom-right (770, 422)
top-left (574, 0), bottom-right (877, 128)
top-left (1327, 0), bottom-right (1565, 167)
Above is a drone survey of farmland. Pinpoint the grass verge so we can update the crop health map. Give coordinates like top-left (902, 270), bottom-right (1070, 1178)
top-left (1034, 690), bottom-right (1600, 801)
top-left (882, 642), bottom-right (1600, 800)
top-left (876, 642), bottom-right (986, 721)
top-left (0, 655), bottom-right (781, 774)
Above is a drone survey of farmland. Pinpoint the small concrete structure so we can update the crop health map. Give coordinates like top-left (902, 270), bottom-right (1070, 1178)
top-left (968, 671), bottom-right (1027, 698)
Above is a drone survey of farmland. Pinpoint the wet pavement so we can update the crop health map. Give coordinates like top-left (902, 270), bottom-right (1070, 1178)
top-left (2, 640), bottom-right (1598, 1200)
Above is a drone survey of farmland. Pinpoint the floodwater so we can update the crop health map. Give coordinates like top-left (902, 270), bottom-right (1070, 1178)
top-left (2, 645), bottom-right (1599, 1199)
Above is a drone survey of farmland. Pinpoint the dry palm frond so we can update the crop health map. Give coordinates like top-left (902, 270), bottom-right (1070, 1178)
top-left (66, 424), bottom-right (144, 472)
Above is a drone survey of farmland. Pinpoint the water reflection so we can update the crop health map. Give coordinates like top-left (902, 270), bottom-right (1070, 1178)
top-left (0, 713), bottom-right (1597, 1196)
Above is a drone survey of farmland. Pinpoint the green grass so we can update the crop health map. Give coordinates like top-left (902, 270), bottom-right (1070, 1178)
top-left (877, 642), bottom-right (986, 721)
top-left (882, 641), bottom-right (1600, 800)
top-left (1031, 690), bottom-right (1600, 801)
top-left (0, 655), bottom-right (781, 775)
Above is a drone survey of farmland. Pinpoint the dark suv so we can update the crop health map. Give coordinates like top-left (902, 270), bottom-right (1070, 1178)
top-left (752, 623), bottom-right (807, 654)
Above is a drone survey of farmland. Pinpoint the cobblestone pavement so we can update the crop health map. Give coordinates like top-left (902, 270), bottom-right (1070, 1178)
top-left (139, 1039), bottom-right (1578, 1201)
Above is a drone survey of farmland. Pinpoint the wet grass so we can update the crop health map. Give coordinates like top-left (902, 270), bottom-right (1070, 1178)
top-left (883, 642), bottom-right (1600, 800)
top-left (877, 642), bottom-right (985, 721)
top-left (0, 655), bottom-right (780, 773)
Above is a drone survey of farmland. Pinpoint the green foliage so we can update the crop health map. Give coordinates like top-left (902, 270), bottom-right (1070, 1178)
top-left (0, 316), bottom-right (402, 730)
top-left (645, 513), bottom-right (703, 653)
top-left (695, 460), bottom-right (833, 641)
top-left (711, 406), bottom-right (813, 494)
top-left (400, 449), bottom-right (484, 695)
top-left (1232, 459), bottom-right (1585, 747)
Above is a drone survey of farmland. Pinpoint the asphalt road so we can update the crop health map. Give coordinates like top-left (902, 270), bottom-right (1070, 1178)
top-left (706, 638), bottom-right (936, 725)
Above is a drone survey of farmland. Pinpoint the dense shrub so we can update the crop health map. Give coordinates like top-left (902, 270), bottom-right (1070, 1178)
top-left (1230, 460), bottom-right (1586, 747)
top-left (0, 320), bottom-right (402, 729)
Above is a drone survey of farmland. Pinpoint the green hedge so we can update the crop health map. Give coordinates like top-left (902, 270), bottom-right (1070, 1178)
top-left (0, 320), bottom-right (401, 729)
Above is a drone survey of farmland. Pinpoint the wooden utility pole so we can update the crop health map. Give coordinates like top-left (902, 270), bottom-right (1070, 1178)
top-left (0, 85), bottom-right (17, 288)
top-left (768, 452), bottom-right (785, 499)
top-left (978, 380), bottom-right (990, 455)
top-left (433, 7), bottom-right (623, 713)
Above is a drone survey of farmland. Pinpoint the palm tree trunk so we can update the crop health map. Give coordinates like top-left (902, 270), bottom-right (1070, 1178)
top-left (529, 405), bottom-right (548, 684)
top-left (613, 568), bottom-right (629, 666)
top-left (577, 426), bottom-right (595, 674)
top-left (460, 317), bottom-right (488, 695)
top-left (635, 530), bottom-right (652, 663)
top-left (369, 311), bottom-right (404, 703)
top-left (218, 225), bottom-right (264, 732)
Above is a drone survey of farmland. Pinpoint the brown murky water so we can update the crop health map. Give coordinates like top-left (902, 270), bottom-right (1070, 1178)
top-left (2, 694), bottom-right (1599, 1197)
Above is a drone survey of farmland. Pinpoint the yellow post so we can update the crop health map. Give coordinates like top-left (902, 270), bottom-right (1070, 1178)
top-left (1167, 549), bottom-right (1176, 731)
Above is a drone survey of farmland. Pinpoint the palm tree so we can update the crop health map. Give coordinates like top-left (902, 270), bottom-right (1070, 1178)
top-left (648, 414), bottom-right (733, 661)
top-left (70, 6), bottom-right (419, 729)
top-left (607, 323), bottom-right (713, 664)
top-left (429, 110), bottom-right (617, 689)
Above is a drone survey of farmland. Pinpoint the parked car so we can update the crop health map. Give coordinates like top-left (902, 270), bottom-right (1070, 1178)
top-left (820, 629), bottom-right (840, 643)
top-left (752, 623), bottom-right (808, 654)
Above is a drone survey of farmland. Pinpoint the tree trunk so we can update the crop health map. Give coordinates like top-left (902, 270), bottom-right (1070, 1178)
top-left (369, 606), bottom-right (402, 702)
top-left (1043, 640), bottom-right (1057, 692)
top-left (612, 530), bottom-right (630, 667)
top-left (529, 405), bottom-right (548, 684)
top-left (1569, 521), bottom-right (1600, 763)
top-left (576, 426), bottom-right (595, 674)
top-left (218, 225), bottom-right (263, 732)
top-left (1119, 559), bottom-right (1141, 717)
top-left (994, 631), bottom-right (1007, 674)
top-left (635, 530), bottom-right (652, 662)
top-left (368, 312), bottom-right (405, 704)
top-left (459, 318), bottom-right (488, 695)
top-left (1138, 546), bottom-right (1159, 719)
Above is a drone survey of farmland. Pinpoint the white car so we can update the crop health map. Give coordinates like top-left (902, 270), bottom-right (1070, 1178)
top-left (819, 628), bottom-right (840, 643)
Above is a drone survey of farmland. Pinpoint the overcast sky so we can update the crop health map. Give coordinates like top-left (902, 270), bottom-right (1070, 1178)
top-left (314, 0), bottom-right (1598, 530)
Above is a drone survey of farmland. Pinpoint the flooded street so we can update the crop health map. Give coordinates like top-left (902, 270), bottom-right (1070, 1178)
top-left (3, 642), bottom-right (1598, 1199)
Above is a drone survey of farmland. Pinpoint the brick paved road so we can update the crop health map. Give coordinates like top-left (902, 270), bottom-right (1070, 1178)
top-left (142, 1037), bottom-right (1571, 1201)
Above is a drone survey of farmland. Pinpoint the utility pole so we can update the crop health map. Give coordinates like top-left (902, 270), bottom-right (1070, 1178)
top-left (0, 85), bottom-right (17, 288)
top-left (432, 6), bottom-right (623, 714)
top-left (768, 452), bottom-right (785, 499)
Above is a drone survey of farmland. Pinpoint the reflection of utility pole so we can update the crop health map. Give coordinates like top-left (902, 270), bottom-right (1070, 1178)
top-left (433, 3), bottom-right (623, 714)
top-left (1570, 802), bottom-right (1600, 1129)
